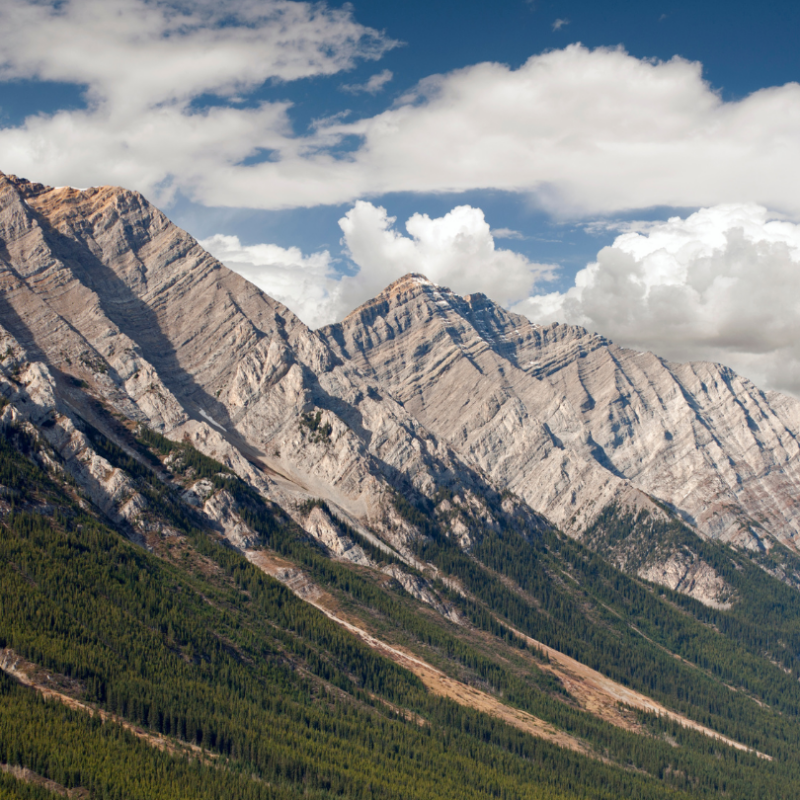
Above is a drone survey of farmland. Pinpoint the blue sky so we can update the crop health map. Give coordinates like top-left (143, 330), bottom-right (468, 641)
top-left (2, 0), bottom-right (800, 394)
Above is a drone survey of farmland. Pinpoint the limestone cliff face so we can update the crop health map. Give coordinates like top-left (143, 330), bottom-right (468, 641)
top-left (0, 174), bottom-right (526, 560)
top-left (321, 274), bottom-right (800, 555)
top-left (5, 172), bottom-right (800, 610)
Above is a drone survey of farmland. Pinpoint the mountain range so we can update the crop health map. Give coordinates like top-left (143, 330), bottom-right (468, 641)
top-left (3, 171), bottom-right (800, 799)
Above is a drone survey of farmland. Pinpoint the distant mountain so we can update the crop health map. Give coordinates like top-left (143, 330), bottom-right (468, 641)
top-left (322, 273), bottom-right (800, 594)
top-left (4, 172), bottom-right (800, 799)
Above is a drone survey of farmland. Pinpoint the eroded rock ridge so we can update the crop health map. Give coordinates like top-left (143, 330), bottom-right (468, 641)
top-left (3, 172), bottom-right (800, 609)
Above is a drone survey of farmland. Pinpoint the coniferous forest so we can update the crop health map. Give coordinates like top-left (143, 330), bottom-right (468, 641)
top-left (4, 408), bottom-right (800, 800)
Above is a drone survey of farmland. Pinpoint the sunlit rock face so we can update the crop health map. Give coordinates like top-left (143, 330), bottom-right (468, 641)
top-left (321, 273), bottom-right (800, 553)
top-left (4, 170), bottom-right (800, 612)
top-left (0, 173), bottom-right (534, 562)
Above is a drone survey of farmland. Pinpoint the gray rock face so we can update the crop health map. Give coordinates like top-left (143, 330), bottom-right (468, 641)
top-left (638, 553), bottom-right (734, 610)
top-left (321, 274), bottom-right (800, 555)
top-left (202, 490), bottom-right (260, 549)
top-left (302, 505), bottom-right (372, 566)
top-left (0, 173), bottom-right (517, 557)
top-left (5, 171), bottom-right (800, 610)
top-left (0, 323), bottom-right (150, 534)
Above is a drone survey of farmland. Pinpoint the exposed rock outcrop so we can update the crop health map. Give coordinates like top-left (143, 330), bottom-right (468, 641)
top-left (6, 171), bottom-right (800, 607)
top-left (321, 274), bottom-right (800, 556)
top-left (638, 552), bottom-right (734, 610)
top-left (0, 173), bottom-right (524, 560)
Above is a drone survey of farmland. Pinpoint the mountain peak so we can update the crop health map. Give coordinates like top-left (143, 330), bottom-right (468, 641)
top-left (6, 174), bottom-right (800, 800)
top-left (5, 170), bottom-right (800, 562)
top-left (344, 271), bottom-right (513, 327)
top-left (370, 272), bottom-right (443, 307)
top-left (0, 171), bottom-right (80, 202)
top-left (383, 272), bottom-right (438, 292)
top-left (322, 268), bottom-right (800, 551)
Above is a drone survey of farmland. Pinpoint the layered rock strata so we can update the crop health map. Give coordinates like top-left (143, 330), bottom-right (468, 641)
top-left (321, 274), bottom-right (800, 553)
top-left (0, 172), bottom-right (532, 562)
top-left (4, 171), bottom-right (800, 609)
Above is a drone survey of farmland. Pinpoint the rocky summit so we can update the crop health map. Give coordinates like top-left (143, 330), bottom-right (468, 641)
top-left (5, 172), bottom-right (800, 799)
top-left (323, 273), bottom-right (800, 550)
top-left (0, 171), bottom-right (541, 559)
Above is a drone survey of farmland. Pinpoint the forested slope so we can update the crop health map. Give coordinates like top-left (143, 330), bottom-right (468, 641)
top-left (3, 399), bottom-right (800, 799)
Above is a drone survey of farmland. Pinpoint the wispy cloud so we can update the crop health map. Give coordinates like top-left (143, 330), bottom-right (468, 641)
top-left (0, 0), bottom-right (396, 108)
top-left (552, 18), bottom-right (569, 30)
top-left (490, 227), bottom-right (527, 240)
top-left (0, 0), bottom-right (396, 202)
top-left (341, 69), bottom-right (394, 95)
top-left (582, 219), bottom-right (672, 236)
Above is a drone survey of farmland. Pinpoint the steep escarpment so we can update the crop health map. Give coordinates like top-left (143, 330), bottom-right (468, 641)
top-left (5, 384), bottom-right (800, 800)
top-left (320, 275), bottom-right (656, 538)
top-left (5, 170), bottom-right (796, 609)
top-left (322, 273), bottom-right (800, 557)
top-left (0, 174), bottom-right (533, 561)
top-left (7, 174), bottom-right (800, 798)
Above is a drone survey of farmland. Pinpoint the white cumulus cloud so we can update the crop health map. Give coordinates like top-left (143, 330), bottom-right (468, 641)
top-left (202, 202), bottom-right (555, 328)
top-left (337, 202), bottom-right (554, 307)
top-left (72, 42), bottom-right (800, 214)
top-left (197, 234), bottom-right (338, 330)
top-left (0, 0), bottom-right (395, 202)
top-left (224, 44), bottom-right (800, 214)
top-left (515, 204), bottom-right (800, 395)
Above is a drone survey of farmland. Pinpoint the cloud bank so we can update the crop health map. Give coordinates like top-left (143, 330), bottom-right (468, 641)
top-left (200, 202), bottom-right (554, 329)
top-left (517, 205), bottom-right (800, 395)
top-left (0, 0), bottom-right (394, 201)
top-left (298, 45), bottom-right (800, 216)
top-left (3, 25), bottom-right (800, 216)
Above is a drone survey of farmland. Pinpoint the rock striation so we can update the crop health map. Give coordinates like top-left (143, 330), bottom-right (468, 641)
top-left (0, 172), bottom-right (535, 602)
top-left (4, 171), bottom-right (800, 609)
top-left (321, 274), bottom-right (800, 558)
